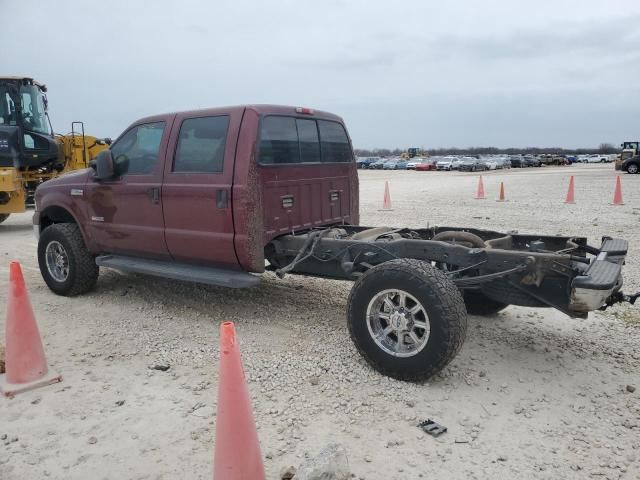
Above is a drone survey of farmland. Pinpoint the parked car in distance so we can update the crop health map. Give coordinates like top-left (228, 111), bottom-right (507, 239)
top-left (415, 159), bottom-right (437, 171)
top-left (509, 156), bottom-right (524, 168)
top-left (395, 160), bottom-right (409, 170)
top-left (406, 157), bottom-right (429, 170)
top-left (621, 155), bottom-right (639, 174)
top-left (435, 157), bottom-right (454, 171)
top-left (383, 159), bottom-right (399, 170)
top-left (369, 158), bottom-right (388, 169)
top-left (458, 158), bottom-right (484, 172)
top-left (586, 154), bottom-right (610, 163)
top-left (494, 157), bottom-right (511, 169)
top-left (450, 158), bottom-right (464, 170)
top-left (523, 155), bottom-right (541, 167)
top-left (356, 156), bottom-right (380, 169)
top-left (480, 158), bottom-right (498, 170)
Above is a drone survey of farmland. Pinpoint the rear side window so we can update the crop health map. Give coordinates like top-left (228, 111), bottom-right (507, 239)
top-left (318, 120), bottom-right (352, 163)
top-left (296, 119), bottom-right (321, 163)
top-left (173, 116), bottom-right (229, 173)
top-left (259, 116), bottom-right (299, 164)
top-left (259, 116), bottom-right (352, 165)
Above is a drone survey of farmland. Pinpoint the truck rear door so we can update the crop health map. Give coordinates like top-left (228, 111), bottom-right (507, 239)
top-left (161, 108), bottom-right (242, 268)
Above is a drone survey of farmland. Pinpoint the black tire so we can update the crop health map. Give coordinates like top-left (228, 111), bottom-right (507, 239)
top-left (0, 213), bottom-right (9, 224)
top-left (463, 290), bottom-right (508, 316)
top-left (627, 163), bottom-right (639, 174)
top-left (347, 259), bottom-right (467, 382)
top-left (38, 223), bottom-right (99, 296)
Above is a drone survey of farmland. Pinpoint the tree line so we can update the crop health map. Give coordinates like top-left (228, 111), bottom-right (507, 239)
top-left (354, 143), bottom-right (619, 157)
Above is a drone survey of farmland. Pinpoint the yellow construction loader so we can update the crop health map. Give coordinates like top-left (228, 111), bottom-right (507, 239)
top-left (0, 76), bottom-right (109, 224)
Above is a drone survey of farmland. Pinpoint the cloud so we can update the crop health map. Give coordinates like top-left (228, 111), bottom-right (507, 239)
top-left (3, 0), bottom-right (640, 148)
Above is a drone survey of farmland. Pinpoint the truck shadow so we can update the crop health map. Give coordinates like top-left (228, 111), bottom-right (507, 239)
top-left (0, 224), bottom-right (34, 234)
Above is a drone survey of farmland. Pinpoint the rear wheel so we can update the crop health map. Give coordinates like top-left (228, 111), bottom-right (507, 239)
top-left (0, 214), bottom-right (9, 224)
top-left (347, 259), bottom-right (467, 382)
top-left (38, 223), bottom-right (99, 296)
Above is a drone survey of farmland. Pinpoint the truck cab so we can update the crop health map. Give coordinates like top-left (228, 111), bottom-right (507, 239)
top-left (34, 105), bottom-right (358, 292)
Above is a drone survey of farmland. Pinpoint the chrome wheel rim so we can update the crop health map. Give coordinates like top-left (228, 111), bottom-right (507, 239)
top-left (366, 289), bottom-right (431, 357)
top-left (629, 164), bottom-right (638, 174)
top-left (46, 241), bottom-right (69, 282)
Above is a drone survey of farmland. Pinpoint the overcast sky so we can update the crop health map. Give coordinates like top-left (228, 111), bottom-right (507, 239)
top-left (2, 0), bottom-right (639, 149)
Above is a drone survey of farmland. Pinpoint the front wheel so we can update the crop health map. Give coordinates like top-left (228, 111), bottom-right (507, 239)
top-left (38, 223), bottom-right (99, 296)
top-left (627, 163), bottom-right (639, 174)
top-left (347, 259), bottom-right (467, 381)
top-left (0, 213), bottom-right (9, 224)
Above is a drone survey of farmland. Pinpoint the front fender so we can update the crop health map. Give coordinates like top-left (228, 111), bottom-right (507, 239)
top-left (35, 186), bottom-right (97, 253)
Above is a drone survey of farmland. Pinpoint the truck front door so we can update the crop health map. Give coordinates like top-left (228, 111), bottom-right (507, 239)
top-left (161, 111), bottom-right (240, 267)
top-left (85, 120), bottom-right (171, 258)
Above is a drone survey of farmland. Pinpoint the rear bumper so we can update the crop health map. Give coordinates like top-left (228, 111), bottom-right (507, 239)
top-left (568, 238), bottom-right (627, 314)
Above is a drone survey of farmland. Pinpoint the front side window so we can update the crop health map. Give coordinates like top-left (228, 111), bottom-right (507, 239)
top-left (258, 116), bottom-right (352, 165)
top-left (110, 122), bottom-right (165, 175)
top-left (173, 116), bottom-right (229, 173)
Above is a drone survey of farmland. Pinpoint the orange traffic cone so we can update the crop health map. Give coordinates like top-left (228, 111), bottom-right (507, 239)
top-left (496, 182), bottom-right (506, 202)
top-left (564, 176), bottom-right (575, 204)
top-left (474, 176), bottom-right (486, 200)
top-left (0, 262), bottom-right (62, 397)
top-left (612, 176), bottom-right (624, 205)
top-left (381, 181), bottom-right (393, 210)
top-left (213, 322), bottom-right (265, 480)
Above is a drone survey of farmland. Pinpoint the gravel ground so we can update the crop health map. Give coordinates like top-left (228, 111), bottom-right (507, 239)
top-left (0, 163), bottom-right (638, 480)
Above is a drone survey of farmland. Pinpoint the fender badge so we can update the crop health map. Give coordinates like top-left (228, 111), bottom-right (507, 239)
top-left (91, 216), bottom-right (104, 222)
top-left (70, 189), bottom-right (84, 196)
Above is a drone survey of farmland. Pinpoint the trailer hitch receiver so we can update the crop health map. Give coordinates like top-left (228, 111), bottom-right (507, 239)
top-left (599, 291), bottom-right (640, 311)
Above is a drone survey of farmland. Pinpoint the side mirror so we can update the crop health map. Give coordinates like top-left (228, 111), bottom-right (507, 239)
top-left (90, 150), bottom-right (115, 180)
top-left (113, 154), bottom-right (129, 176)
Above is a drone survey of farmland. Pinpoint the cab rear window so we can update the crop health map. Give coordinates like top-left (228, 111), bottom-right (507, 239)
top-left (258, 116), bottom-right (352, 165)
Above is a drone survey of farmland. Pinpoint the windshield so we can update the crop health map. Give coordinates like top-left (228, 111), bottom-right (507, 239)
top-left (19, 85), bottom-right (50, 135)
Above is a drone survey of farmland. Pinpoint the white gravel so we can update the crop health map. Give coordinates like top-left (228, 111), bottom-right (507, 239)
top-left (0, 163), bottom-right (638, 479)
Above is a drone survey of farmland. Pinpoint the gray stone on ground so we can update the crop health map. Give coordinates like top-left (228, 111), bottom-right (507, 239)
top-left (280, 465), bottom-right (297, 479)
top-left (293, 443), bottom-right (350, 480)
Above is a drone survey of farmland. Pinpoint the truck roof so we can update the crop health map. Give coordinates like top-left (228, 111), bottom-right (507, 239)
top-left (132, 104), bottom-right (344, 126)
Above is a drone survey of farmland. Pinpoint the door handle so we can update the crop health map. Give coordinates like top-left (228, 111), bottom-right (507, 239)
top-left (148, 187), bottom-right (160, 204)
top-left (216, 189), bottom-right (228, 209)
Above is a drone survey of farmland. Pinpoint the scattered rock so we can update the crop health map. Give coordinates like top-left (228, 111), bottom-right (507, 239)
top-left (87, 437), bottom-right (97, 445)
top-left (294, 443), bottom-right (350, 480)
top-left (115, 400), bottom-right (125, 407)
top-left (479, 371), bottom-right (487, 378)
top-left (626, 385), bottom-right (636, 393)
top-left (309, 376), bottom-right (320, 386)
top-left (280, 465), bottom-right (297, 479)
top-left (151, 364), bottom-right (170, 372)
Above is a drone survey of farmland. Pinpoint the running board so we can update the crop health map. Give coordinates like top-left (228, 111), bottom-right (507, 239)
top-left (95, 255), bottom-right (260, 289)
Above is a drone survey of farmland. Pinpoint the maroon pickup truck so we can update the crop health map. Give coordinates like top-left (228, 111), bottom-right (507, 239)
top-left (33, 104), bottom-right (636, 381)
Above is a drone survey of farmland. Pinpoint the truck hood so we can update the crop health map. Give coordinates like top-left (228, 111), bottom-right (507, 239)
top-left (35, 168), bottom-right (90, 208)
top-left (40, 168), bottom-right (90, 189)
